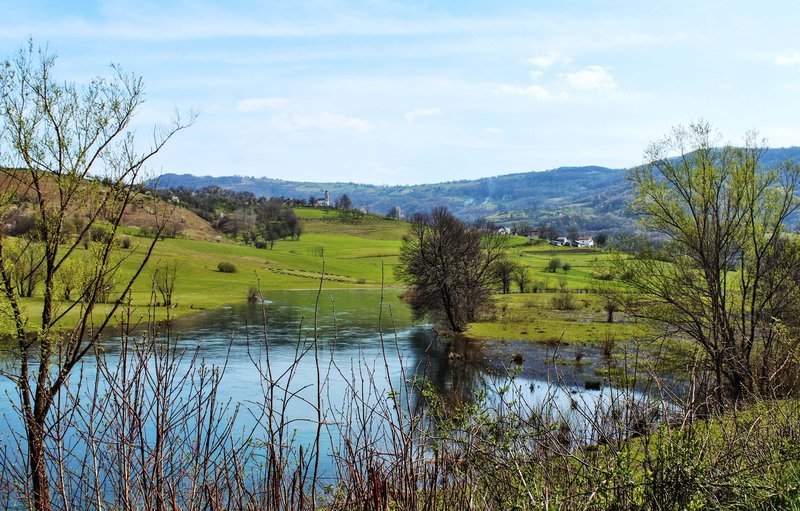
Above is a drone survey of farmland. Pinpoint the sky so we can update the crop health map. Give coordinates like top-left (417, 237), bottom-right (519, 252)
top-left (2, 1), bottom-right (799, 185)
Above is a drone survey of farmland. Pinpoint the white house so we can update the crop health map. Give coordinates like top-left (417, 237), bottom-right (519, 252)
top-left (576, 236), bottom-right (594, 248)
top-left (314, 190), bottom-right (331, 207)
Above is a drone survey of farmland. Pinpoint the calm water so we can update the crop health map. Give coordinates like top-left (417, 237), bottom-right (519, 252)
top-left (0, 289), bottom-right (644, 479)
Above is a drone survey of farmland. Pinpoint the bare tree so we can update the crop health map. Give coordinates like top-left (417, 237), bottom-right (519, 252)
top-left (625, 121), bottom-right (800, 405)
top-left (153, 259), bottom-right (180, 307)
top-left (335, 193), bottom-right (352, 210)
top-left (395, 207), bottom-right (508, 332)
top-left (0, 41), bottom-right (192, 511)
top-left (567, 226), bottom-right (579, 242)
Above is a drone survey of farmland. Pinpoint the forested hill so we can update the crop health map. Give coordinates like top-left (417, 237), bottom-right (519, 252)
top-left (156, 165), bottom-right (626, 218)
top-left (155, 146), bottom-right (800, 232)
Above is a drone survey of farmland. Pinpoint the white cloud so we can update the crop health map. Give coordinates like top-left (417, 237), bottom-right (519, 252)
top-left (485, 127), bottom-right (503, 134)
top-left (236, 97), bottom-right (289, 112)
top-left (273, 112), bottom-right (373, 132)
top-left (775, 52), bottom-right (800, 66)
top-left (494, 83), bottom-right (553, 100)
top-left (404, 107), bottom-right (442, 122)
top-left (529, 70), bottom-right (544, 80)
top-left (559, 66), bottom-right (617, 91)
top-left (526, 54), bottom-right (570, 68)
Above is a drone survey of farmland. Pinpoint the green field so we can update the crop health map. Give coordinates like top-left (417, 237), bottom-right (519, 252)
top-left (6, 209), bottom-right (646, 346)
top-left (6, 209), bottom-right (408, 333)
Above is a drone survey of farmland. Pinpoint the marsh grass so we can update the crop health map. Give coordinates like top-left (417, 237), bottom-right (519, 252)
top-left (469, 293), bottom-right (649, 345)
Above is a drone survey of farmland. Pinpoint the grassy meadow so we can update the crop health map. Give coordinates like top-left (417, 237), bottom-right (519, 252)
top-left (5, 208), bottom-right (409, 333)
top-left (6, 206), bottom-right (646, 349)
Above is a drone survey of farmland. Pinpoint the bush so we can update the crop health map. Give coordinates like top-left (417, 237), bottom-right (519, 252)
top-left (531, 279), bottom-right (548, 293)
top-left (562, 262), bottom-right (571, 272)
top-left (601, 333), bottom-right (616, 358)
top-left (5, 212), bottom-right (37, 237)
top-left (247, 287), bottom-right (259, 302)
top-left (160, 225), bottom-right (177, 239)
top-left (551, 292), bottom-right (577, 310)
top-left (118, 236), bottom-right (131, 249)
top-left (217, 262), bottom-right (237, 273)
top-left (90, 225), bottom-right (109, 242)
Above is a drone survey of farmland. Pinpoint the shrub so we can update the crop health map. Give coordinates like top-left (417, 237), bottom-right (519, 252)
top-left (5, 212), bottom-right (37, 237)
top-left (562, 262), bottom-right (571, 272)
top-left (531, 278), bottom-right (550, 293)
top-left (217, 262), bottom-right (237, 273)
top-left (551, 292), bottom-right (577, 310)
top-left (118, 236), bottom-right (131, 249)
top-left (602, 333), bottom-right (616, 358)
top-left (90, 225), bottom-right (109, 242)
top-left (160, 225), bottom-right (177, 239)
top-left (584, 379), bottom-right (602, 390)
top-left (247, 287), bottom-right (259, 302)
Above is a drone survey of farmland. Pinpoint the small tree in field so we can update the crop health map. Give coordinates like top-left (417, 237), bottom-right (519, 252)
top-left (547, 257), bottom-right (562, 273)
top-left (153, 260), bottom-right (180, 307)
top-left (0, 42), bottom-right (191, 511)
top-left (513, 266), bottom-right (530, 293)
top-left (396, 207), bottom-right (508, 332)
top-left (492, 259), bottom-right (518, 294)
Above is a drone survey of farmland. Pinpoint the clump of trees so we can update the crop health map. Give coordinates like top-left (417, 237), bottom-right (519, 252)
top-left (157, 186), bottom-right (302, 244)
top-left (624, 122), bottom-right (800, 406)
top-left (395, 207), bottom-right (509, 332)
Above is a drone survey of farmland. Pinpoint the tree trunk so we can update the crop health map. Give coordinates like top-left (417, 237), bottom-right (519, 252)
top-left (27, 413), bottom-right (51, 511)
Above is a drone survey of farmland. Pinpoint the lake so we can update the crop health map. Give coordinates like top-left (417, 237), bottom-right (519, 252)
top-left (0, 289), bottom-right (652, 486)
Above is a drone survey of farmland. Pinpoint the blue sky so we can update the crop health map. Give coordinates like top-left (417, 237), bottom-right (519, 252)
top-left (2, 1), bottom-right (799, 184)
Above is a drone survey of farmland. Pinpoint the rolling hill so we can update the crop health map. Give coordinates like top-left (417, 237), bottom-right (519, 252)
top-left (155, 147), bottom-right (800, 233)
